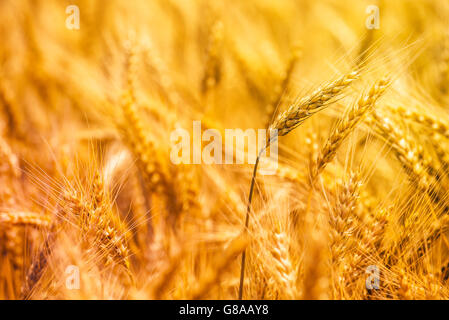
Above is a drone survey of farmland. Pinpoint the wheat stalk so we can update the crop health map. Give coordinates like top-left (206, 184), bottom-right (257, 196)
top-left (239, 70), bottom-right (358, 300)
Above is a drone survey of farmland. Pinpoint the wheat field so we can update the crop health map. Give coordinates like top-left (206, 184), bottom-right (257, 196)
top-left (1, 0), bottom-right (449, 300)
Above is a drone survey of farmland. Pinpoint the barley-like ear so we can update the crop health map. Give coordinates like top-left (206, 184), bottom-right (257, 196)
top-left (330, 173), bottom-right (362, 260)
top-left (21, 227), bottom-right (57, 299)
top-left (201, 20), bottom-right (224, 95)
top-left (367, 111), bottom-right (431, 191)
top-left (0, 135), bottom-right (20, 178)
top-left (121, 46), bottom-right (168, 196)
top-left (89, 174), bottom-right (133, 278)
top-left (269, 71), bottom-right (359, 136)
top-left (269, 230), bottom-right (297, 299)
top-left (429, 133), bottom-right (449, 174)
top-left (391, 105), bottom-right (449, 138)
top-left (312, 78), bottom-right (389, 181)
top-left (0, 82), bottom-right (23, 139)
top-left (0, 211), bottom-right (51, 228)
top-left (329, 172), bottom-right (362, 299)
top-left (65, 175), bottom-right (133, 283)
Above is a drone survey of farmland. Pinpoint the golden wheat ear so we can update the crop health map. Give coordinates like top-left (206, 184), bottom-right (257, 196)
top-left (311, 77), bottom-right (389, 182)
top-left (269, 71), bottom-right (359, 136)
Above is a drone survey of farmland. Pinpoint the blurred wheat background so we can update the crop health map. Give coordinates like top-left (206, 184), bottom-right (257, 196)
top-left (1, 0), bottom-right (449, 300)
